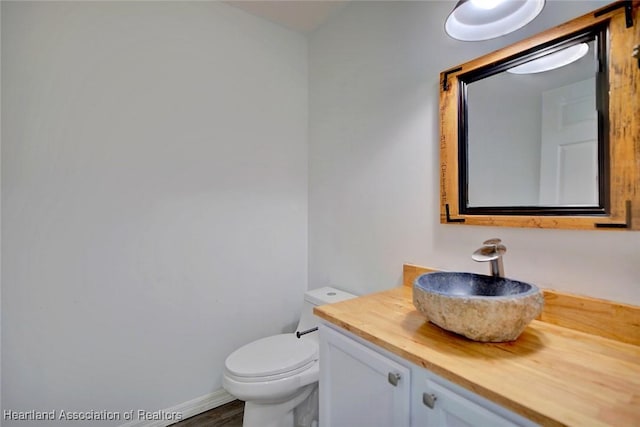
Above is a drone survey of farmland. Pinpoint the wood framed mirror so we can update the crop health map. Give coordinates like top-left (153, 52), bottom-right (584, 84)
top-left (440, 0), bottom-right (639, 230)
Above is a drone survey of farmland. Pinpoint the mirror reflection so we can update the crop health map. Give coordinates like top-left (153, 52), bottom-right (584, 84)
top-left (464, 34), bottom-right (604, 210)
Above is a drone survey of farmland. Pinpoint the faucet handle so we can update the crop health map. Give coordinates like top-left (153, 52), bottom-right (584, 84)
top-left (482, 238), bottom-right (502, 246)
top-left (475, 238), bottom-right (507, 257)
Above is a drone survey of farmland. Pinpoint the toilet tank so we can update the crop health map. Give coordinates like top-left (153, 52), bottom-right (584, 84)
top-left (296, 287), bottom-right (357, 337)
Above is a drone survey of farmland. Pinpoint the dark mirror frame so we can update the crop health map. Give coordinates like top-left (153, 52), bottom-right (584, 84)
top-left (458, 25), bottom-right (610, 217)
top-left (439, 0), bottom-right (639, 230)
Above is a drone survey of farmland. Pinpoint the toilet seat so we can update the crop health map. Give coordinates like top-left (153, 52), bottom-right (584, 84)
top-left (225, 334), bottom-right (318, 381)
top-left (225, 360), bottom-right (317, 383)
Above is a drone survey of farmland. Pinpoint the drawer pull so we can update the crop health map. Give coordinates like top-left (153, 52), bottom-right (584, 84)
top-left (422, 393), bottom-right (437, 409)
top-left (387, 372), bottom-right (401, 387)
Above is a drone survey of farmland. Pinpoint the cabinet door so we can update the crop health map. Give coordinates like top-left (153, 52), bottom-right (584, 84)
top-left (422, 380), bottom-right (519, 427)
top-left (319, 325), bottom-right (410, 427)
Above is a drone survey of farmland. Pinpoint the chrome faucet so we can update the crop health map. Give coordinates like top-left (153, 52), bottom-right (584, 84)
top-left (472, 238), bottom-right (507, 278)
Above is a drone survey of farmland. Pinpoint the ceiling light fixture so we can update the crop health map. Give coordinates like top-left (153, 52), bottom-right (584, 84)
top-left (507, 43), bottom-right (590, 74)
top-left (445, 0), bottom-right (545, 41)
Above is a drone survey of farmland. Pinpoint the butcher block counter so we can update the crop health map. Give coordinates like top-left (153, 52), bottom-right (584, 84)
top-left (313, 264), bottom-right (640, 427)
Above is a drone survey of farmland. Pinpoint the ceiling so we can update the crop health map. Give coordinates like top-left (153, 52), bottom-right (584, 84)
top-left (225, 1), bottom-right (349, 33)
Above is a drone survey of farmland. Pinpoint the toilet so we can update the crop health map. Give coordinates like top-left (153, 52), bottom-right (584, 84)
top-left (223, 286), bottom-right (356, 427)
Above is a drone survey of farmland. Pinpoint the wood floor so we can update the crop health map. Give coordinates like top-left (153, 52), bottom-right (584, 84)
top-left (170, 400), bottom-right (244, 427)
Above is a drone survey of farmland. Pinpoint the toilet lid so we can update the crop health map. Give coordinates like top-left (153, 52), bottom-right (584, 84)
top-left (225, 334), bottom-right (318, 378)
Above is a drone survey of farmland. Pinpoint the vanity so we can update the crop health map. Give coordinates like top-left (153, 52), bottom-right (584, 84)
top-left (314, 265), bottom-right (640, 427)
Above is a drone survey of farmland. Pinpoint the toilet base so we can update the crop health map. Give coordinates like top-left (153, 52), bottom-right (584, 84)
top-left (242, 384), bottom-right (317, 427)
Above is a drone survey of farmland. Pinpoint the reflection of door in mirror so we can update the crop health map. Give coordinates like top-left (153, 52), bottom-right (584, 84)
top-left (539, 78), bottom-right (598, 206)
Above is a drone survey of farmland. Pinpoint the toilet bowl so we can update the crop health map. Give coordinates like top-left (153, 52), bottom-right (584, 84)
top-left (223, 287), bottom-right (356, 427)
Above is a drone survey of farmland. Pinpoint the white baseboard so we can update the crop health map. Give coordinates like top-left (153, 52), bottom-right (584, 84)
top-left (120, 388), bottom-right (237, 427)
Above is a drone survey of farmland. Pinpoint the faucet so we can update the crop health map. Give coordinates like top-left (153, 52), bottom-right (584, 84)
top-left (472, 238), bottom-right (507, 278)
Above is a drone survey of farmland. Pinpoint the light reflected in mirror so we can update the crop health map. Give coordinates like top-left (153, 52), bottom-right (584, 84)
top-left (464, 35), bottom-right (604, 210)
top-left (507, 43), bottom-right (589, 74)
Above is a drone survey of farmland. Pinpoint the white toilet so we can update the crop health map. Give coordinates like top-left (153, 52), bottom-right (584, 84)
top-left (223, 286), bottom-right (356, 427)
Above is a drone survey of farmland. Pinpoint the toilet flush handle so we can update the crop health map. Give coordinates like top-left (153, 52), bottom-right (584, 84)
top-left (296, 327), bottom-right (318, 338)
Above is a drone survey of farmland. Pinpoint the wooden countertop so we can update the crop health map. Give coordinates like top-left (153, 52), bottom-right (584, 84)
top-left (314, 266), bottom-right (640, 427)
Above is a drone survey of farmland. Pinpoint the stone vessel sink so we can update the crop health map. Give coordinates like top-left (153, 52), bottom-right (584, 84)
top-left (413, 272), bottom-right (544, 342)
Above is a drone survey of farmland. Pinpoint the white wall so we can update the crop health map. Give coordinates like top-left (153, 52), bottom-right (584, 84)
top-left (2, 2), bottom-right (307, 424)
top-left (308, 0), bottom-right (640, 305)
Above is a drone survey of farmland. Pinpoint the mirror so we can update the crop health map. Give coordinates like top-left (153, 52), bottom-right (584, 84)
top-left (466, 35), bottom-right (603, 212)
top-left (439, 1), bottom-right (639, 230)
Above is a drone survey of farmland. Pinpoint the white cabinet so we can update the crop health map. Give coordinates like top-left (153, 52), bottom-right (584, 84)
top-left (319, 325), bottom-right (411, 427)
top-left (320, 324), bottom-right (538, 427)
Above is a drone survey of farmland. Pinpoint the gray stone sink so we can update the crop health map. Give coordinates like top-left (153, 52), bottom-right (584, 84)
top-left (413, 272), bottom-right (544, 342)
